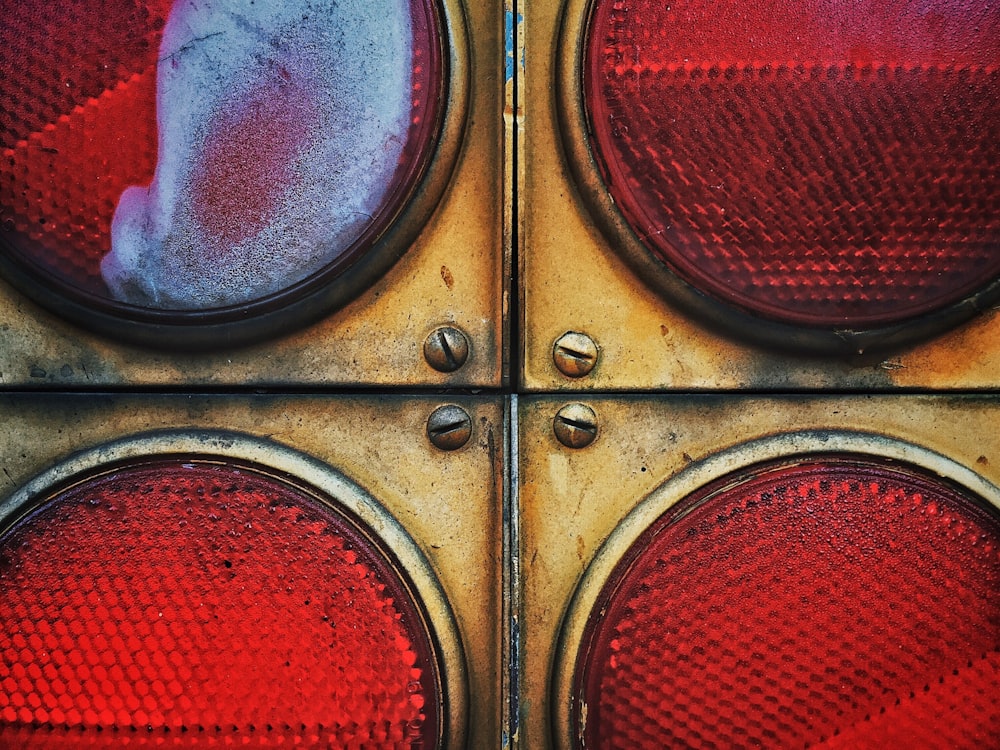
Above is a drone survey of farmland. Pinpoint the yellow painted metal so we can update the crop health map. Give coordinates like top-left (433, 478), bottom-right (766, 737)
top-left (516, 394), bottom-right (1000, 748)
top-left (0, 0), bottom-right (504, 389)
top-left (519, 0), bottom-right (1000, 391)
top-left (0, 393), bottom-right (506, 748)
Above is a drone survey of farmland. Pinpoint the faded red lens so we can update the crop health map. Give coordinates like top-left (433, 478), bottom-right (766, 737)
top-left (0, 460), bottom-right (440, 748)
top-left (574, 457), bottom-right (1000, 748)
top-left (0, 0), bottom-right (442, 312)
top-left (584, 1), bottom-right (1000, 329)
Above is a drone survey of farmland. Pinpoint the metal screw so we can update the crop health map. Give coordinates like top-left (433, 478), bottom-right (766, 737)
top-left (553, 403), bottom-right (598, 449)
top-left (427, 405), bottom-right (473, 451)
top-left (553, 331), bottom-right (598, 378)
top-left (424, 326), bottom-right (470, 372)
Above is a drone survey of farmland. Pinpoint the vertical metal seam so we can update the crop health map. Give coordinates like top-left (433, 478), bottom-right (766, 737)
top-left (504, 393), bottom-right (521, 747)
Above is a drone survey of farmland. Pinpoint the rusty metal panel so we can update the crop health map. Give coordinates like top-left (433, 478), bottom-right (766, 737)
top-left (516, 394), bottom-right (1000, 748)
top-left (0, 0), bottom-right (505, 389)
top-left (519, 0), bottom-right (1000, 392)
top-left (0, 392), bottom-right (506, 747)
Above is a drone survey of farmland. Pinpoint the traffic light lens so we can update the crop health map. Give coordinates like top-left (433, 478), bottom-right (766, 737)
top-left (0, 0), bottom-right (443, 315)
top-left (0, 460), bottom-right (441, 748)
top-left (574, 457), bottom-right (1000, 747)
top-left (584, 0), bottom-right (1000, 329)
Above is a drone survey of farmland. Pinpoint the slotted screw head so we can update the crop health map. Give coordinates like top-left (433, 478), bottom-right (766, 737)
top-left (553, 331), bottom-right (598, 378)
top-left (424, 326), bottom-right (470, 372)
top-left (427, 405), bottom-right (473, 451)
top-left (553, 403), bottom-right (598, 449)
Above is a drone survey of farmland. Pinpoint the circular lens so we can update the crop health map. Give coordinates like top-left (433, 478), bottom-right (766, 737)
top-left (0, 459), bottom-right (442, 748)
top-left (0, 0), bottom-right (443, 327)
top-left (583, 1), bottom-right (1000, 331)
top-left (573, 456), bottom-right (1000, 748)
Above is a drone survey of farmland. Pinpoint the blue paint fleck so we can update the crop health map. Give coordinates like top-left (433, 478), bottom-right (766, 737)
top-left (505, 10), bottom-right (522, 83)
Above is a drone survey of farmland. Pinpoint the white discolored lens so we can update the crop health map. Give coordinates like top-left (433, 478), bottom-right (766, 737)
top-left (1, 0), bottom-right (445, 328)
top-left (102, 0), bottom-right (417, 309)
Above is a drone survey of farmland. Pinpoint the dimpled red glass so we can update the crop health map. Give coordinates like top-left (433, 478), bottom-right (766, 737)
top-left (584, 1), bottom-right (1000, 328)
top-left (0, 0), bottom-right (442, 308)
top-left (0, 461), bottom-right (440, 748)
top-left (575, 457), bottom-right (1000, 748)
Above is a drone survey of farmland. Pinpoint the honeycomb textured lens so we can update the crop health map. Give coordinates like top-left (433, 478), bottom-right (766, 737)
top-left (0, 0), bottom-right (170, 291)
top-left (574, 457), bottom-right (1000, 748)
top-left (0, 460), bottom-right (440, 748)
top-left (0, 0), bottom-right (443, 312)
top-left (584, 0), bottom-right (1000, 328)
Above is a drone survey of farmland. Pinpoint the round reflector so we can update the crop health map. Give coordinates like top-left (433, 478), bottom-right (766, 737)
top-left (0, 458), bottom-right (443, 748)
top-left (571, 456), bottom-right (1000, 748)
top-left (582, 0), bottom-right (1000, 336)
top-left (0, 0), bottom-right (445, 338)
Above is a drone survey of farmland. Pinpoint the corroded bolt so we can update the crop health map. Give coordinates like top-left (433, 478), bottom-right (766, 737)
top-left (553, 331), bottom-right (598, 378)
top-left (427, 405), bottom-right (473, 451)
top-left (424, 326), bottom-right (470, 372)
top-left (553, 403), bottom-right (598, 449)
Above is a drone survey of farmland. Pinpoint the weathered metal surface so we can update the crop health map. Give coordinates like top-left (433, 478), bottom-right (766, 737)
top-left (0, 0), bottom-right (505, 389)
top-left (519, 0), bottom-right (1000, 392)
top-left (0, 393), bottom-right (506, 748)
top-left (516, 394), bottom-right (1000, 749)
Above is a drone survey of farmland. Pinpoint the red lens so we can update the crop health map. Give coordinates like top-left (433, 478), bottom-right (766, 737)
top-left (574, 457), bottom-right (1000, 748)
top-left (0, 0), bottom-right (443, 312)
top-left (0, 460), bottom-right (440, 748)
top-left (584, 1), bottom-right (1000, 329)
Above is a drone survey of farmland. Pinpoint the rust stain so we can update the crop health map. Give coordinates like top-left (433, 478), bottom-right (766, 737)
top-left (441, 265), bottom-right (454, 290)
